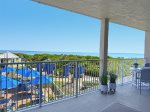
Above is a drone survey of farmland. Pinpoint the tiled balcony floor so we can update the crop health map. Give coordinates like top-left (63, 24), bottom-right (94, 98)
top-left (27, 84), bottom-right (150, 112)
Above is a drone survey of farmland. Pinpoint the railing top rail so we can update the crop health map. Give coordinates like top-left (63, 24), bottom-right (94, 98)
top-left (0, 59), bottom-right (100, 65)
top-left (0, 58), bottom-right (146, 65)
top-left (107, 58), bottom-right (146, 61)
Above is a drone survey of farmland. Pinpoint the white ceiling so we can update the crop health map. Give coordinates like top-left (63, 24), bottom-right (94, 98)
top-left (33, 0), bottom-right (150, 31)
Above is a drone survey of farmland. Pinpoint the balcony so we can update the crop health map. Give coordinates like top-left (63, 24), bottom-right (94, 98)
top-left (0, 58), bottom-right (147, 112)
top-left (27, 84), bottom-right (150, 112)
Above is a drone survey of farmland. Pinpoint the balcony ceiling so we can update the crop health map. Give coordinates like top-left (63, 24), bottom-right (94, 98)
top-left (33, 0), bottom-right (150, 31)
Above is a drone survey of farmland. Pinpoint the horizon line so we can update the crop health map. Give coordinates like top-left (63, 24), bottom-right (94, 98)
top-left (0, 49), bottom-right (144, 54)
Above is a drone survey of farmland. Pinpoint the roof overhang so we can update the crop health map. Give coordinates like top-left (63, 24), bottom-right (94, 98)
top-left (33, 0), bottom-right (150, 31)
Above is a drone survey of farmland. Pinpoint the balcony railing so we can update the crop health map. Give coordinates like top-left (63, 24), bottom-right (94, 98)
top-left (0, 58), bottom-right (146, 111)
top-left (107, 58), bottom-right (146, 84)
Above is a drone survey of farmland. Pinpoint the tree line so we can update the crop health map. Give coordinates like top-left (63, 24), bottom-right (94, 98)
top-left (14, 53), bottom-right (110, 61)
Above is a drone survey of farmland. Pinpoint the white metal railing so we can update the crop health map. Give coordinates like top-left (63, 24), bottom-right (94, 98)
top-left (107, 58), bottom-right (146, 85)
top-left (0, 58), bottom-right (146, 111)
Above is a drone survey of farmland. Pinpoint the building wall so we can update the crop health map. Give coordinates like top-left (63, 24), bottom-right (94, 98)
top-left (0, 58), bottom-right (21, 63)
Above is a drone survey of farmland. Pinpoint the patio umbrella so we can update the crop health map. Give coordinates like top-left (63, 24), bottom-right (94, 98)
top-left (31, 75), bottom-right (53, 85)
top-left (62, 65), bottom-right (69, 77)
top-left (43, 63), bottom-right (56, 74)
top-left (80, 66), bottom-right (85, 74)
top-left (17, 67), bottom-right (39, 77)
top-left (0, 75), bottom-right (19, 89)
top-left (36, 64), bottom-right (42, 72)
top-left (0, 99), bottom-right (10, 105)
top-left (74, 65), bottom-right (84, 78)
top-left (1, 67), bottom-right (15, 72)
top-left (37, 63), bottom-right (56, 74)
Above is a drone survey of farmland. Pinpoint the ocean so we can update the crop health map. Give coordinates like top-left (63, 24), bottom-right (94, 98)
top-left (0, 50), bottom-right (144, 58)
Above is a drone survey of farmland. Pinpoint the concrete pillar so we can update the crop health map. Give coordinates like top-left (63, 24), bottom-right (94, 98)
top-left (144, 31), bottom-right (150, 63)
top-left (100, 18), bottom-right (109, 75)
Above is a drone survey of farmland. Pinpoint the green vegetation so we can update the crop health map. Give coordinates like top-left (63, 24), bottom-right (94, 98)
top-left (109, 72), bottom-right (117, 83)
top-left (15, 53), bottom-right (33, 61)
top-left (48, 95), bottom-right (55, 100)
top-left (15, 53), bottom-right (100, 61)
top-left (81, 81), bottom-right (99, 90)
top-left (14, 53), bottom-right (145, 79)
top-left (85, 62), bottom-right (99, 77)
top-left (100, 74), bottom-right (108, 85)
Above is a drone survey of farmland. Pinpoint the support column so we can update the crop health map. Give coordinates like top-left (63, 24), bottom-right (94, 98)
top-left (100, 18), bottom-right (109, 75)
top-left (144, 31), bottom-right (150, 63)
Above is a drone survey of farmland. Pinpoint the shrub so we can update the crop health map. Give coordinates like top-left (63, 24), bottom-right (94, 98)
top-left (109, 72), bottom-right (117, 83)
top-left (100, 74), bottom-right (108, 85)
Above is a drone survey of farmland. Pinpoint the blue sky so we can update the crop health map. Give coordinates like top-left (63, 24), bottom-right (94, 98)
top-left (0, 0), bottom-right (145, 54)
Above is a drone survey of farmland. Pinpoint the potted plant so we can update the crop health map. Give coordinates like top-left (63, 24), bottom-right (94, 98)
top-left (133, 63), bottom-right (139, 68)
top-left (109, 72), bottom-right (117, 92)
top-left (100, 74), bottom-right (108, 94)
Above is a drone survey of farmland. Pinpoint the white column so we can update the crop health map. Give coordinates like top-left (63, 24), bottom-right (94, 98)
top-left (100, 18), bottom-right (109, 75)
top-left (144, 31), bottom-right (150, 63)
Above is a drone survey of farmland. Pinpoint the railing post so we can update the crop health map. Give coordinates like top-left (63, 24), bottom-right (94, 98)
top-left (121, 60), bottom-right (124, 85)
top-left (75, 61), bottom-right (78, 98)
top-left (0, 70), bottom-right (1, 98)
top-left (6, 64), bottom-right (8, 111)
top-left (39, 63), bottom-right (42, 107)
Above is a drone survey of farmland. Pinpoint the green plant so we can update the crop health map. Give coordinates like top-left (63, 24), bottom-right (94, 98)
top-left (49, 95), bottom-right (54, 100)
top-left (109, 72), bottom-right (117, 83)
top-left (82, 81), bottom-right (99, 89)
top-left (26, 102), bottom-right (31, 106)
top-left (133, 63), bottom-right (139, 68)
top-left (100, 75), bottom-right (108, 85)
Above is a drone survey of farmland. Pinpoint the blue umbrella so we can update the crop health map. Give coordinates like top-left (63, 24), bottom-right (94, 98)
top-left (1, 67), bottom-right (15, 72)
top-left (36, 64), bottom-right (42, 72)
top-left (0, 99), bottom-right (10, 105)
top-left (17, 67), bottom-right (39, 77)
top-left (43, 63), bottom-right (56, 74)
top-left (31, 75), bottom-right (53, 85)
top-left (74, 65), bottom-right (84, 78)
top-left (62, 65), bottom-right (69, 77)
top-left (80, 66), bottom-right (85, 74)
top-left (0, 75), bottom-right (19, 89)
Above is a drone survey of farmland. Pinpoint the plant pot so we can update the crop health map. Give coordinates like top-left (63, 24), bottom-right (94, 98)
top-left (100, 85), bottom-right (108, 94)
top-left (109, 83), bottom-right (116, 91)
top-left (133, 63), bottom-right (138, 68)
top-left (134, 65), bottom-right (138, 68)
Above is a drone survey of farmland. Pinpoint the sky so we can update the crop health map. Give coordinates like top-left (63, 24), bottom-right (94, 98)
top-left (0, 0), bottom-right (145, 54)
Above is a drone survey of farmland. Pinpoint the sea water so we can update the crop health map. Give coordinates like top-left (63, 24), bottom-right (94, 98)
top-left (0, 50), bottom-right (144, 58)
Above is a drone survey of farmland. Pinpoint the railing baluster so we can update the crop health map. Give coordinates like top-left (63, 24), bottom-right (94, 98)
top-left (16, 64), bottom-right (19, 110)
top-left (6, 64), bottom-right (8, 111)
top-left (73, 62), bottom-right (75, 96)
top-left (84, 62), bottom-right (86, 93)
top-left (39, 63), bottom-right (42, 107)
top-left (31, 64), bottom-right (33, 107)
top-left (67, 63), bottom-right (69, 97)
top-left (58, 62), bottom-right (60, 100)
top-left (48, 62), bottom-right (50, 102)
top-left (121, 60), bottom-right (124, 85)
top-left (75, 62), bottom-right (78, 98)
top-left (21, 64), bottom-right (23, 108)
